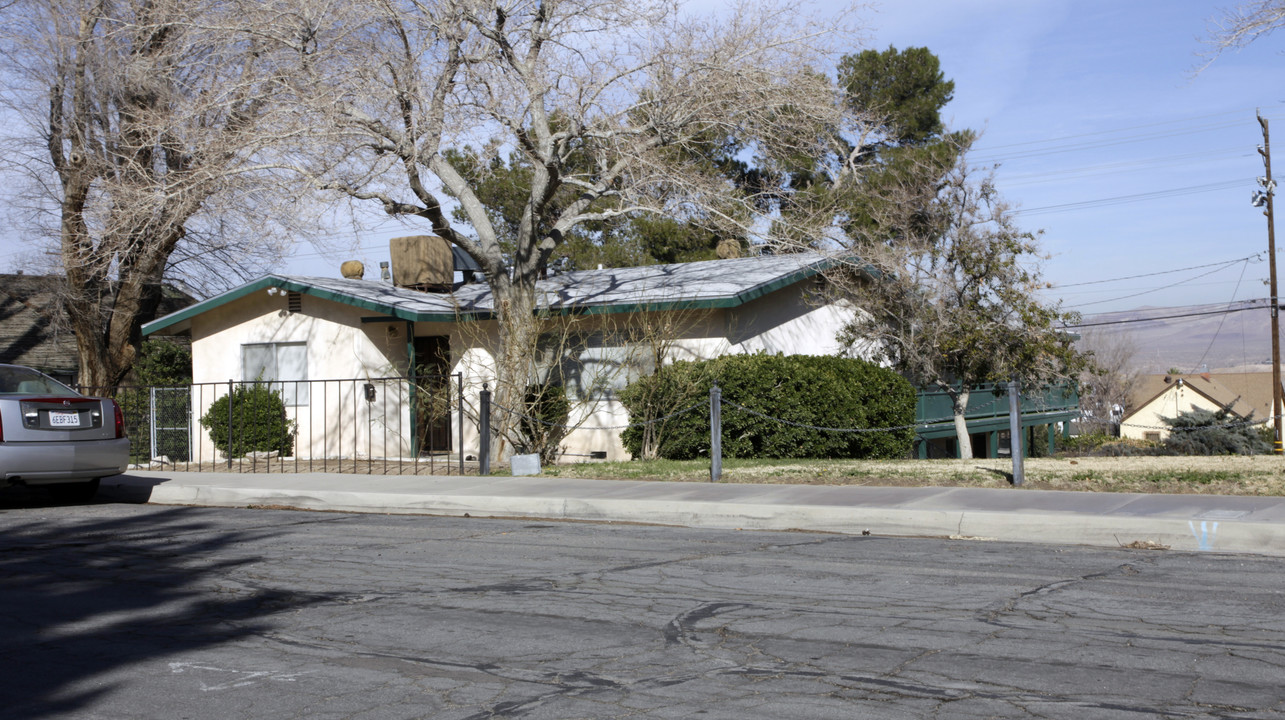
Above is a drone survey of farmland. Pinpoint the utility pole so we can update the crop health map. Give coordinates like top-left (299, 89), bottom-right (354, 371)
top-left (1256, 112), bottom-right (1282, 454)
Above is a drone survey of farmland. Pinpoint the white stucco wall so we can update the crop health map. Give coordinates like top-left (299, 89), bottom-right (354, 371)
top-left (1120, 383), bottom-right (1219, 442)
top-left (188, 291), bottom-right (464, 462)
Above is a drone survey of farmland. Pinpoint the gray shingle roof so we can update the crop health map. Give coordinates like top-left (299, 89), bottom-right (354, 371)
top-left (2, 275), bottom-right (196, 380)
top-left (143, 252), bottom-right (837, 335)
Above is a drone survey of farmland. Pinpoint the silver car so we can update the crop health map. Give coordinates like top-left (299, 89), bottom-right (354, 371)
top-left (0, 364), bottom-right (129, 501)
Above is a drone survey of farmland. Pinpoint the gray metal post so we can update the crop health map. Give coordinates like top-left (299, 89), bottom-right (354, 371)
top-left (149, 386), bottom-right (158, 462)
top-left (710, 382), bottom-right (722, 482)
top-left (479, 383), bottom-right (491, 476)
top-left (1008, 380), bottom-right (1024, 487)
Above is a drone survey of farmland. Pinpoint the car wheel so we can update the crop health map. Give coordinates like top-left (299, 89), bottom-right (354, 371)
top-left (47, 478), bottom-right (101, 503)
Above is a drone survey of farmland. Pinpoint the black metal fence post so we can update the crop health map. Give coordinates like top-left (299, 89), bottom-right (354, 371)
top-left (226, 378), bottom-right (233, 470)
top-left (457, 373), bottom-right (465, 474)
top-left (479, 383), bottom-right (491, 476)
top-left (710, 381), bottom-right (722, 482)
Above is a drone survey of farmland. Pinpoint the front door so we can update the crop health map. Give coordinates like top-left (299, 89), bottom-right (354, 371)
top-left (413, 335), bottom-right (451, 453)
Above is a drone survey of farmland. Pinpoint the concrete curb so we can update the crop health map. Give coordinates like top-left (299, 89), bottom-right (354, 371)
top-left (100, 476), bottom-right (1285, 557)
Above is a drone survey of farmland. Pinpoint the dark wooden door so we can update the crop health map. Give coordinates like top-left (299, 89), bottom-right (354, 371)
top-left (413, 335), bottom-right (451, 453)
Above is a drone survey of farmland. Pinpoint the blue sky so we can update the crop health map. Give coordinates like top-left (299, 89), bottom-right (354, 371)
top-left (871, 0), bottom-right (1285, 314)
top-left (282, 1), bottom-right (1285, 314)
top-left (3, 1), bottom-right (1282, 316)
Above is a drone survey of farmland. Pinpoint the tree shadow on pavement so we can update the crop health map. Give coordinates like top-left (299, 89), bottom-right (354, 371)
top-left (0, 502), bottom-right (335, 718)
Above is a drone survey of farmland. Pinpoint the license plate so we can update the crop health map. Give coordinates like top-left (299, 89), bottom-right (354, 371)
top-left (48, 411), bottom-right (80, 428)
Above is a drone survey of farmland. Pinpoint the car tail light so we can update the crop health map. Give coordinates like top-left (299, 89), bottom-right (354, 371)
top-left (112, 400), bottom-right (124, 439)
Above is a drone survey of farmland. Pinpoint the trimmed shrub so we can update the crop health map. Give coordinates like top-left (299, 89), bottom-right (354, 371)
top-left (516, 384), bottom-right (571, 465)
top-left (620, 354), bottom-right (915, 460)
top-left (1162, 408), bottom-right (1271, 455)
top-left (200, 383), bottom-right (296, 458)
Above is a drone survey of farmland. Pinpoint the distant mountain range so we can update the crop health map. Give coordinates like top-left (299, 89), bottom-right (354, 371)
top-left (1075, 298), bottom-right (1282, 374)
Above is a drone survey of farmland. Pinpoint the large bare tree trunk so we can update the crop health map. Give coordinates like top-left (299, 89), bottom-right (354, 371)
top-left (490, 280), bottom-right (537, 463)
top-left (951, 387), bottom-right (973, 460)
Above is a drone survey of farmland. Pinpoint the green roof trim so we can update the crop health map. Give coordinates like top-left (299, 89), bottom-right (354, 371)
top-left (143, 277), bottom-right (277, 336)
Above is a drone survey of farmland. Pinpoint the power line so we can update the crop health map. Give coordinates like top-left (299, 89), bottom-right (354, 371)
top-left (1050, 254), bottom-right (1261, 289)
top-left (1065, 302), bottom-right (1269, 329)
top-left (972, 108), bottom-right (1269, 153)
top-left (1012, 178), bottom-right (1251, 217)
top-left (974, 119), bottom-right (1254, 164)
top-left (972, 109), bottom-right (1285, 165)
top-left (1064, 262), bottom-right (1249, 310)
top-left (1191, 257), bottom-right (1253, 372)
top-left (999, 146), bottom-right (1253, 188)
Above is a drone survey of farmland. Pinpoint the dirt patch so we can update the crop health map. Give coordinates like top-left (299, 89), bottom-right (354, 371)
top-left (542, 455), bottom-right (1285, 495)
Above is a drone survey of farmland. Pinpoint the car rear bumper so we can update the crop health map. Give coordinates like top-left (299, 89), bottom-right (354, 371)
top-left (0, 438), bottom-right (130, 484)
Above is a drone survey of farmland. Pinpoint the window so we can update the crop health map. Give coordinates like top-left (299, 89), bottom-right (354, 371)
top-left (242, 342), bottom-right (308, 405)
top-left (1144, 431), bottom-right (1161, 443)
top-left (538, 332), bottom-right (655, 400)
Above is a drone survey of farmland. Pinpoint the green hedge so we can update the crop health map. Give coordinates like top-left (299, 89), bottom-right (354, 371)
top-left (620, 354), bottom-right (915, 460)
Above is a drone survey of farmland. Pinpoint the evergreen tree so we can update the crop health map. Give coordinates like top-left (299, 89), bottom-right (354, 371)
top-left (1162, 409), bottom-right (1271, 456)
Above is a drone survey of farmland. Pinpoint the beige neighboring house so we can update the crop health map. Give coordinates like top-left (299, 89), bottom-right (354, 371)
top-left (142, 247), bottom-right (865, 463)
top-left (1120, 372), bottom-right (1281, 442)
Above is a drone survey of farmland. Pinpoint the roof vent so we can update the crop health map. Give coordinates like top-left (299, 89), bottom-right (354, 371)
top-left (287, 292), bottom-right (302, 313)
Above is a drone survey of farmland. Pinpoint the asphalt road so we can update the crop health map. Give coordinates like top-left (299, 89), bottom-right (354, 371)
top-left (3, 497), bottom-right (1285, 719)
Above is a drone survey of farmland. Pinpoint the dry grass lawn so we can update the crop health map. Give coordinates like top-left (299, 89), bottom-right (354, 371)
top-left (541, 455), bottom-right (1285, 495)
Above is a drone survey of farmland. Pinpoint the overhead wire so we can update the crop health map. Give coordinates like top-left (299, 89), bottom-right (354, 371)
top-left (1064, 262), bottom-right (1252, 310)
top-left (1189, 256), bottom-right (1253, 372)
top-left (1012, 178), bottom-right (1252, 217)
top-left (1050, 253), bottom-right (1262, 288)
top-left (1065, 302), bottom-right (1268, 329)
top-left (972, 108), bottom-right (1266, 153)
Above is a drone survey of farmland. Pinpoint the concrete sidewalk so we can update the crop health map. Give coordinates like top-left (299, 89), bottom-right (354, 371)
top-left (99, 470), bottom-right (1285, 556)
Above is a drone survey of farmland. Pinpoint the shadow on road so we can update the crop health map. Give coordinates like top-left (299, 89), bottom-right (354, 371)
top-left (0, 500), bottom-right (333, 717)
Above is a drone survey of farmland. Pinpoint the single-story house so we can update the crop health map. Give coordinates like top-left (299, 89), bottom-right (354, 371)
top-left (143, 244), bottom-right (862, 463)
top-left (1120, 372), bottom-right (1281, 442)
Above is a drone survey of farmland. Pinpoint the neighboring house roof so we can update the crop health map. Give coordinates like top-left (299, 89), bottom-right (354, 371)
top-left (0, 275), bottom-right (78, 377)
top-left (144, 252), bottom-right (843, 335)
top-left (0, 274), bottom-right (196, 379)
top-left (1122, 372), bottom-right (1261, 424)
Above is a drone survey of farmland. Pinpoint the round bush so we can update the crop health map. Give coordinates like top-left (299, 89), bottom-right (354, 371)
top-left (200, 383), bottom-right (296, 458)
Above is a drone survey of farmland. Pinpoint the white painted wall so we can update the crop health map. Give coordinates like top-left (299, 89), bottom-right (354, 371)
top-left (189, 291), bottom-right (425, 462)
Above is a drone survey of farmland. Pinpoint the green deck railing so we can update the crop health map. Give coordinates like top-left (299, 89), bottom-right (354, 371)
top-left (913, 381), bottom-right (1080, 457)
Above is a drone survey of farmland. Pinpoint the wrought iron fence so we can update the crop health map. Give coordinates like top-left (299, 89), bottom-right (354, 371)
top-left (80, 374), bottom-right (467, 475)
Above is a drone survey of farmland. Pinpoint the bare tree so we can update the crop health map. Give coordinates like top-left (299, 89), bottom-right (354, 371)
top-left (825, 136), bottom-right (1084, 459)
top-left (1075, 329), bottom-right (1141, 436)
top-left (307, 0), bottom-right (868, 460)
top-left (1201, 1), bottom-right (1285, 68)
top-left (0, 0), bottom-right (322, 387)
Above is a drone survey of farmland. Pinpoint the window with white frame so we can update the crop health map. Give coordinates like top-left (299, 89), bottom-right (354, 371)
top-left (242, 342), bottom-right (309, 405)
